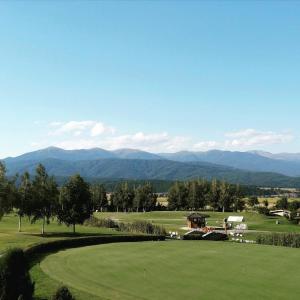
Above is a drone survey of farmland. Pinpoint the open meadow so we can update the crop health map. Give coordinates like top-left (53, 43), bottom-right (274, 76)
top-left (39, 241), bottom-right (300, 300)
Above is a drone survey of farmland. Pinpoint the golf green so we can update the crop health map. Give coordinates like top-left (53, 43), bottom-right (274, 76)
top-left (40, 241), bottom-right (300, 300)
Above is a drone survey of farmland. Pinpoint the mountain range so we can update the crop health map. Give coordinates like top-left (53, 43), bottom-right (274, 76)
top-left (2, 147), bottom-right (300, 187)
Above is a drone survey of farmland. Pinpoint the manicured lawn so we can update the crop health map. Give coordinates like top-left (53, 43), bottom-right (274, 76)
top-left (95, 211), bottom-right (300, 234)
top-left (0, 214), bottom-right (120, 254)
top-left (39, 241), bottom-right (300, 300)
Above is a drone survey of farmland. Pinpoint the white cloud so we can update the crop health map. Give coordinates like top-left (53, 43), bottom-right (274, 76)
top-left (193, 141), bottom-right (220, 151)
top-left (33, 122), bottom-right (294, 153)
top-left (224, 129), bottom-right (293, 148)
top-left (49, 121), bottom-right (115, 137)
top-left (52, 131), bottom-right (189, 153)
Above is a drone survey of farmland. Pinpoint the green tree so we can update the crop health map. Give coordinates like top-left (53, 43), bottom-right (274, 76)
top-left (0, 248), bottom-right (34, 300)
top-left (232, 197), bottom-right (245, 212)
top-left (52, 286), bottom-right (75, 300)
top-left (276, 197), bottom-right (289, 210)
top-left (247, 196), bottom-right (259, 208)
top-left (14, 172), bottom-right (33, 232)
top-left (31, 164), bottom-right (59, 235)
top-left (58, 174), bottom-right (92, 234)
top-left (133, 183), bottom-right (156, 212)
top-left (90, 184), bottom-right (107, 212)
top-left (0, 162), bottom-right (12, 220)
top-left (219, 181), bottom-right (230, 212)
top-left (209, 179), bottom-right (219, 211)
top-left (263, 199), bottom-right (269, 208)
top-left (168, 182), bottom-right (188, 210)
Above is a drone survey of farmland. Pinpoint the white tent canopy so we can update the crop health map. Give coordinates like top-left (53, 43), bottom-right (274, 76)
top-left (227, 216), bottom-right (244, 222)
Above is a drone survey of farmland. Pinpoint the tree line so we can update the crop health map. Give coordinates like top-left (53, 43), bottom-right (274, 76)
top-left (0, 162), bottom-right (159, 233)
top-left (168, 179), bottom-right (246, 212)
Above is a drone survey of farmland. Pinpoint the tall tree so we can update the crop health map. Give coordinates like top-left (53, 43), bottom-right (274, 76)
top-left (0, 162), bottom-right (12, 220)
top-left (58, 174), bottom-right (92, 234)
top-left (133, 183), bottom-right (156, 212)
top-left (219, 181), bottom-right (230, 212)
top-left (168, 182), bottom-right (188, 210)
top-left (14, 172), bottom-right (33, 232)
top-left (31, 164), bottom-right (59, 235)
top-left (209, 179), bottom-right (220, 211)
top-left (90, 183), bottom-right (107, 212)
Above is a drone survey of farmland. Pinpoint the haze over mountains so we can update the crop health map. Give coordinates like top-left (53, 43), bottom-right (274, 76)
top-left (2, 147), bottom-right (300, 187)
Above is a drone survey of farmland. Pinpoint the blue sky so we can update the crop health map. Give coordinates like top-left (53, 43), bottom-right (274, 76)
top-left (0, 1), bottom-right (300, 158)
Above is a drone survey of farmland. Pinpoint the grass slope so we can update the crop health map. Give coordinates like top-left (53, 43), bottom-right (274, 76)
top-left (40, 241), bottom-right (300, 300)
top-left (0, 214), bottom-right (119, 253)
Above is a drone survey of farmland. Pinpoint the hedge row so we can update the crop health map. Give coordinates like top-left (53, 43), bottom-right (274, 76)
top-left (256, 233), bottom-right (300, 248)
top-left (24, 234), bottom-right (165, 262)
top-left (85, 216), bottom-right (166, 235)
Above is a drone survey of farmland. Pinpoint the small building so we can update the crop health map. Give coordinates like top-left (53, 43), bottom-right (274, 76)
top-left (187, 213), bottom-right (209, 229)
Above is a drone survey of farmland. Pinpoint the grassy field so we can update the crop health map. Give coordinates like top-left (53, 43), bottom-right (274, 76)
top-left (95, 211), bottom-right (300, 234)
top-left (258, 197), bottom-right (300, 206)
top-left (39, 241), bottom-right (300, 300)
top-left (0, 214), bottom-right (119, 253)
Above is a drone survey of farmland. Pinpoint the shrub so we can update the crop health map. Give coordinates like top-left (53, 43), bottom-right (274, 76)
top-left (85, 216), bottom-right (166, 236)
top-left (52, 286), bottom-right (75, 300)
top-left (256, 206), bottom-right (270, 216)
top-left (84, 216), bottom-right (118, 228)
top-left (0, 248), bottom-right (34, 300)
top-left (117, 220), bottom-right (166, 235)
top-left (256, 233), bottom-right (300, 248)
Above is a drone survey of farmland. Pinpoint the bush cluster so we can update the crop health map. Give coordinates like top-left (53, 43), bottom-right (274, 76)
top-left (85, 216), bottom-right (166, 236)
top-left (0, 248), bottom-right (34, 300)
top-left (84, 216), bottom-right (119, 228)
top-left (256, 233), bottom-right (300, 248)
top-left (118, 220), bottom-right (166, 235)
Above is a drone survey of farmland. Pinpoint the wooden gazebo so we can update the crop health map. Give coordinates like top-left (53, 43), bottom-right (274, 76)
top-left (187, 213), bottom-right (209, 229)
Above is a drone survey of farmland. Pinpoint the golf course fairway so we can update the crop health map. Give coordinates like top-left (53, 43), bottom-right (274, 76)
top-left (40, 241), bottom-right (300, 300)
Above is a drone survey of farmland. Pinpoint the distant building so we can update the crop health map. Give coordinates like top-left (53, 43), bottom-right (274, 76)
top-left (187, 213), bottom-right (209, 229)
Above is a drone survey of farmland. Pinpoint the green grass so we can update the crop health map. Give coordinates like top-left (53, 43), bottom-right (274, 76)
top-left (0, 214), bottom-right (120, 254)
top-left (95, 211), bottom-right (300, 234)
top-left (39, 241), bottom-right (300, 300)
top-left (258, 197), bottom-right (300, 206)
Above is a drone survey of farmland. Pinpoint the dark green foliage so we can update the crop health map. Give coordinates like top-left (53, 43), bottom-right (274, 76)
top-left (247, 196), bottom-right (259, 208)
top-left (288, 200), bottom-right (300, 211)
top-left (0, 162), bottom-right (13, 220)
top-left (168, 179), bottom-right (245, 212)
top-left (133, 183), bottom-right (157, 212)
top-left (168, 182), bottom-right (188, 210)
top-left (0, 248), bottom-right (34, 300)
top-left (58, 175), bottom-right (93, 233)
top-left (276, 197), bottom-right (289, 209)
top-left (183, 231), bottom-right (228, 241)
top-left (256, 233), bottom-right (300, 248)
top-left (52, 286), bottom-right (75, 300)
top-left (84, 216), bottom-right (119, 229)
top-left (31, 164), bottom-right (59, 234)
top-left (90, 184), bottom-right (107, 212)
top-left (257, 206), bottom-right (270, 216)
top-left (118, 220), bottom-right (166, 235)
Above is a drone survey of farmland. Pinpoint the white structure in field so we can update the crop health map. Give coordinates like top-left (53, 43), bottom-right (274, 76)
top-left (227, 216), bottom-right (244, 223)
